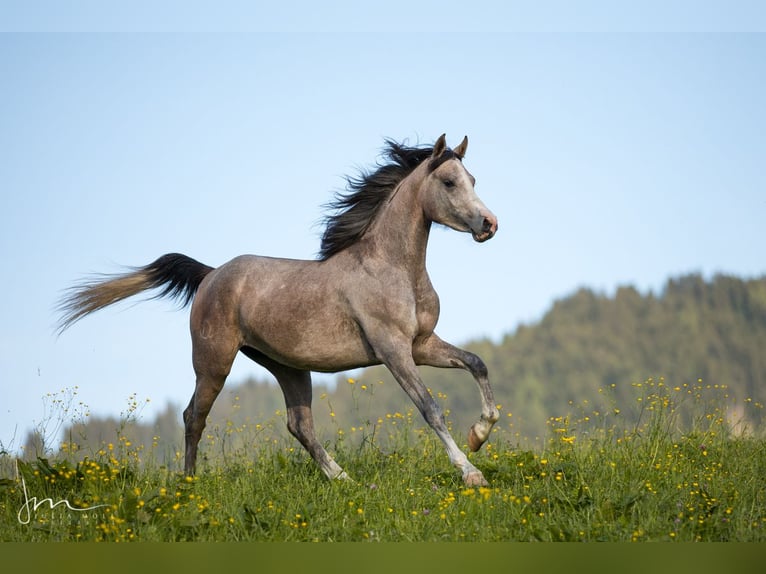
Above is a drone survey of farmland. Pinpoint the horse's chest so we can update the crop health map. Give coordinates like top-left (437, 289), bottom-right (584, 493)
top-left (415, 286), bottom-right (440, 335)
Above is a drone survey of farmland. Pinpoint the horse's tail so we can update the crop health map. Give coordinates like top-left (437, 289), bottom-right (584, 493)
top-left (56, 253), bottom-right (214, 334)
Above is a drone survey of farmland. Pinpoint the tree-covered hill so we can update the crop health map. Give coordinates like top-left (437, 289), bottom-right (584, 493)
top-left (42, 273), bottom-right (766, 460)
top-left (466, 273), bottom-right (766, 436)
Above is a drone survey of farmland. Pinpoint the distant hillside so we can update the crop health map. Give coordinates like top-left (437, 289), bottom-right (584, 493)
top-left (467, 273), bottom-right (766, 435)
top-left (43, 273), bottom-right (766, 461)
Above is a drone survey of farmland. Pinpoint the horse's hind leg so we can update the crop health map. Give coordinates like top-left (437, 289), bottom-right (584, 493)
top-left (279, 370), bottom-right (349, 481)
top-left (183, 339), bottom-right (239, 475)
top-left (240, 347), bottom-right (349, 481)
top-left (182, 371), bottom-right (228, 475)
top-left (413, 334), bottom-right (500, 452)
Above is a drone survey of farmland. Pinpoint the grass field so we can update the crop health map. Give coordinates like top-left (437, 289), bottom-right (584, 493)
top-left (1, 378), bottom-right (765, 542)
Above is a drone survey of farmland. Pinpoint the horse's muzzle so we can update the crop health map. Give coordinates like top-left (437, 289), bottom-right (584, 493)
top-left (472, 214), bottom-right (498, 243)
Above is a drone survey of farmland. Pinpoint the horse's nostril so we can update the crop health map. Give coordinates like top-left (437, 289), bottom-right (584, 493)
top-left (482, 218), bottom-right (493, 233)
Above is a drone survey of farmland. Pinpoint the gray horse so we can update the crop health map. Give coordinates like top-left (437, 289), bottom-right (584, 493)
top-left (58, 134), bottom-right (500, 486)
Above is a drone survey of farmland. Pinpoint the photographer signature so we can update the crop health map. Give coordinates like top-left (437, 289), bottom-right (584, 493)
top-left (17, 465), bottom-right (108, 525)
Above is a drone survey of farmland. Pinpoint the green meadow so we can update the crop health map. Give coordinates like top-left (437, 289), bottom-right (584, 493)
top-left (1, 378), bottom-right (764, 542)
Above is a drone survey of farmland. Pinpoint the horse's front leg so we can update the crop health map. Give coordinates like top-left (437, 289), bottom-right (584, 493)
top-left (413, 334), bottom-right (500, 452)
top-left (371, 338), bottom-right (488, 486)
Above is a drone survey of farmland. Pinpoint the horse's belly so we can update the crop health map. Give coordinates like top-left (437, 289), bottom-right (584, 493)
top-left (244, 320), bottom-right (379, 373)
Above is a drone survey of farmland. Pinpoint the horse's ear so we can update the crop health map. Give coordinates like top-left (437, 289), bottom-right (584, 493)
top-left (454, 136), bottom-right (468, 160)
top-left (431, 134), bottom-right (447, 158)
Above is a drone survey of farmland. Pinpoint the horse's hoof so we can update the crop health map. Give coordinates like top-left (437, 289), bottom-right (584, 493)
top-left (463, 471), bottom-right (489, 487)
top-left (468, 425), bottom-right (484, 452)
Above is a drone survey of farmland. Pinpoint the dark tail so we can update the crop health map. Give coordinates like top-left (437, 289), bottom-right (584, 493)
top-left (56, 253), bottom-right (214, 334)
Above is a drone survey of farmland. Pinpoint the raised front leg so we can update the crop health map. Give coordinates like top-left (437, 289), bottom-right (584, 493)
top-left (373, 338), bottom-right (489, 486)
top-left (413, 334), bottom-right (500, 452)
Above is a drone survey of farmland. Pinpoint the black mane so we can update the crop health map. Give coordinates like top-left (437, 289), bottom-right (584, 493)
top-left (318, 139), bottom-right (452, 260)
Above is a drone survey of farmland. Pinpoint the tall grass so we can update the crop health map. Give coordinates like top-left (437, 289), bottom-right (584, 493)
top-left (1, 378), bottom-right (764, 541)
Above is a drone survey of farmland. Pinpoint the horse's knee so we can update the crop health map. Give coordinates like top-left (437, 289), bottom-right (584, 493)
top-left (463, 351), bottom-right (488, 379)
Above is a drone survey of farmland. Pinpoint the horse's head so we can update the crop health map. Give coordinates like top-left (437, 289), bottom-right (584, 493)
top-left (420, 134), bottom-right (498, 242)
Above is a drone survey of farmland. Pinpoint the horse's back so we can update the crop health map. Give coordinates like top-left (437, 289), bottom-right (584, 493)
top-left (190, 253), bottom-right (377, 372)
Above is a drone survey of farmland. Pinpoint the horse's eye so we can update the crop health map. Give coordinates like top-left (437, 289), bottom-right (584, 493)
top-left (443, 179), bottom-right (455, 189)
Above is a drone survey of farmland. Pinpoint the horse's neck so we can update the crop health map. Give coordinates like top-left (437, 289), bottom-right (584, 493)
top-left (360, 179), bottom-right (431, 276)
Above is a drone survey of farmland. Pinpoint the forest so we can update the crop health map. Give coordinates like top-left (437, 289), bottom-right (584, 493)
top-left (31, 272), bottom-right (766, 460)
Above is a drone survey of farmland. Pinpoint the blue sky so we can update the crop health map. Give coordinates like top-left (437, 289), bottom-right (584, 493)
top-left (1, 7), bottom-right (765, 450)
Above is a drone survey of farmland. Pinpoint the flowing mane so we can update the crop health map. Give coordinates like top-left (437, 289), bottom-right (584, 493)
top-left (318, 139), bottom-right (457, 260)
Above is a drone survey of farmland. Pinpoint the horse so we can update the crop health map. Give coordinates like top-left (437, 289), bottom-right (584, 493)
top-left (57, 134), bottom-right (500, 486)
